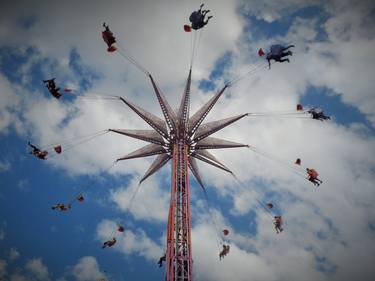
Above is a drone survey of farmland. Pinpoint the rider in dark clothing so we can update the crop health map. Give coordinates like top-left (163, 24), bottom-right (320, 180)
top-left (102, 22), bottom-right (117, 51)
top-left (266, 44), bottom-right (295, 69)
top-left (102, 237), bottom-right (117, 249)
top-left (219, 244), bottom-right (230, 260)
top-left (43, 78), bottom-right (62, 99)
top-left (308, 108), bottom-right (331, 121)
top-left (51, 203), bottom-right (71, 211)
top-left (158, 254), bottom-right (166, 267)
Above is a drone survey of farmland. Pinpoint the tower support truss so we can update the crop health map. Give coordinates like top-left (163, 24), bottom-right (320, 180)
top-left (167, 141), bottom-right (192, 281)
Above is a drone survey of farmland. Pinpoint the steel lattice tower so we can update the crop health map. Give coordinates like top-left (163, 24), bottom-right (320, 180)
top-left (109, 69), bottom-right (248, 281)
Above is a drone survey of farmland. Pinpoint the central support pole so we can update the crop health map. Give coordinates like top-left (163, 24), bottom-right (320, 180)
top-left (166, 140), bottom-right (192, 281)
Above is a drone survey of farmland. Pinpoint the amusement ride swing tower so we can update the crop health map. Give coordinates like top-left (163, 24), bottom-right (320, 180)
top-left (110, 69), bottom-right (248, 281)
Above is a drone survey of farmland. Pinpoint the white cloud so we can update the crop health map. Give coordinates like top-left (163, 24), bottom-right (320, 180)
top-left (25, 258), bottom-right (50, 281)
top-left (110, 177), bottom-right (169, 222)
top-left (17, 179), bottom-right (29, 192)
top-left (0, 160), bottom-right (11, 172)
top-left (240, 0), bottom-right (322, 23)
top-left (72, 256), bottom-right (106, 281)
top-left (10, 274), bottom-right (28, 281)
top-left (0, 259), bottom-right (7, 279)
top-left (0, 221), bottom-right (6, 240)
top-left (9, 248), bottom-right (20, 261)
top-left (192, 223), bottom-right (276, 281)
top-left (0, 74), bottom-right (22, 134)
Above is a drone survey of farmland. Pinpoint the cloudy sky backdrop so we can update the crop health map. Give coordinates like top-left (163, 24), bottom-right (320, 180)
top-left (1, 0), bottom-right (375, 280)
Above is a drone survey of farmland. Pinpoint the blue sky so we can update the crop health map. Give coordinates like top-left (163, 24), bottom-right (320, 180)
top-left (1, 1), bottom-right (375, 281)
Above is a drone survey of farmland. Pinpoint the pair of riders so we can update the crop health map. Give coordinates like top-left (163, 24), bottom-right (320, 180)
top-left (51, 194), bottom-right (84, 211)
top-left (259, 44), bottom-right (295, 69)
top-left (28, 142), bottom-right (48, 160)
top-left (308, 108), bottom-right (330, 121)
top-left (51, 203), bottom-right (71, 211)
top-left (189, 3), bottom-right (213, 30)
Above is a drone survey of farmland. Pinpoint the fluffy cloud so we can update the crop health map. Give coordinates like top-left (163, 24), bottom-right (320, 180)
top-left (0, 257), bottom-right (50, 281)
top-left (0, 221), bottom-right (6, 241)
top-left (301, 1), bottom-right (375, 124)
top-left (10, 274), bottom-right (28, 281)
top-left (72, 256), bottom-right (106, 281)
top-left (25, 258), bottom-right (50, 281)
top-left (0, 260), bottom-right (7, 279)
top-left (110, 177), bottom-right (169, 222)
top-left (241, 0), bottom-right (323, 22)
top-left (0, 74), bottom-right (21, 133)
top-left (192, 223), bottom-right (275, 281)
top-left (189, 193), bottom-right (375, 281)
top-left (9, 248), bottom-right (20, 261)
top-left (0, 160), bottom-right (11, 172)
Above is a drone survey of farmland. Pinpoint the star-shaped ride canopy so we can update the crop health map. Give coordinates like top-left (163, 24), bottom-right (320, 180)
top-left (109, 69), bottom-right (248, 189)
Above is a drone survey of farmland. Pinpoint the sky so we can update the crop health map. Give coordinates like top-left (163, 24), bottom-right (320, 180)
top-left (0, 0), bottom-right (375, 280)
